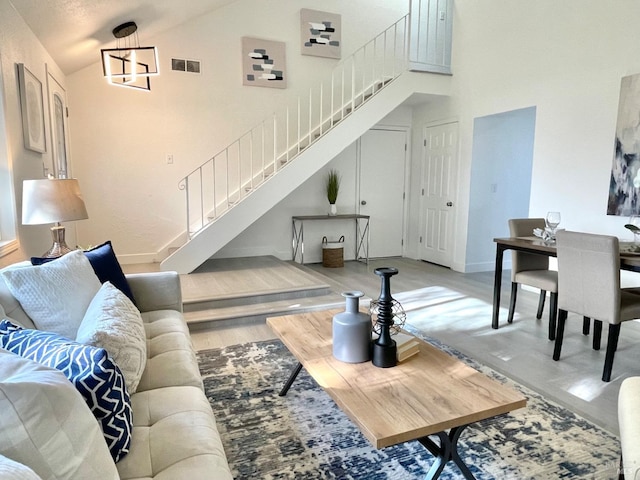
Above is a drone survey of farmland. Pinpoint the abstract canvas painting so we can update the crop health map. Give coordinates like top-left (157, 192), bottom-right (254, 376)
top-left (608, 73), bottom-right (640, 215)
top-left (300, 9), bottom-right (341, 59)
top-left (242, 37), bottom-right (286, 89)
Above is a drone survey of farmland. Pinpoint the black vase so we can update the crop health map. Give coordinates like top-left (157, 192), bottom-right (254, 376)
top-left (371, 267), bottom-right (398, 368)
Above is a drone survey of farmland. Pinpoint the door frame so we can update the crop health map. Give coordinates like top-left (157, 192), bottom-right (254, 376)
top-left (419, 119), bottom-right (460, 268)
top-left (356, 125), bottom-right (411, 258)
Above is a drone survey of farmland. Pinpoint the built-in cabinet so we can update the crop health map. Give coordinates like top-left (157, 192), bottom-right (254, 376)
top-left (409, 0), bottom-right (453, 74)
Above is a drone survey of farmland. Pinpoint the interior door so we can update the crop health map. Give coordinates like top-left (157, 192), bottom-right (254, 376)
top-left (46, 70), bottom-right (70, 178)
top-left (420, 122), bottom-right (458, 267)
top-left (358, 128), bottom-right (407, 258)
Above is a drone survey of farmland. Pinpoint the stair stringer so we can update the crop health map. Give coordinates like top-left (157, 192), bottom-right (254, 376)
top-left (160, 71), bottom-right (452, 274)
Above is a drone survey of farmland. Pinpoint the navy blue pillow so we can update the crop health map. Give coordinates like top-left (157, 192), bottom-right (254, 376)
top-left (0, 319), bottom-right (132, 462)
top-left (31, 241), bottom-right (137, 306)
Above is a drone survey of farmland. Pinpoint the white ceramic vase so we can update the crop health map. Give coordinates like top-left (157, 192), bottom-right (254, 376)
top-left (329, 203), bottom-right (337, 216)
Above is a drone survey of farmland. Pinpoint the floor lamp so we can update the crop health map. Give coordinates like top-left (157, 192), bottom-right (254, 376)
top-left (22, 178), bottom-right (88, 258)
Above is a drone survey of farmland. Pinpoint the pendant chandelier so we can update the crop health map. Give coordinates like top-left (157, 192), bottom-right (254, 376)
top-left (100, 21), bottom-right (159, 91)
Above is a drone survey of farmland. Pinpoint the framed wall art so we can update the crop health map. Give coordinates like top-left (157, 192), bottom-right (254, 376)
top-left (242, 37), bottom-right (286, 89)
top-left (17, 63), bottom-right (46, 153)
top-left (300, 9), bottom-right (341, 59)
top-left (608, 73), bottom-right (640, 216)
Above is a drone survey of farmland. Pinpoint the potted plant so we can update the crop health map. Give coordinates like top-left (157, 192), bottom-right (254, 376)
top-left (325, 169), bottom-right (341, 215)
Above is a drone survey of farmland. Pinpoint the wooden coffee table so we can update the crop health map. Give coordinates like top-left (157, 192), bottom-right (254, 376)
top-left (266, 310), bottom-right (527, 480)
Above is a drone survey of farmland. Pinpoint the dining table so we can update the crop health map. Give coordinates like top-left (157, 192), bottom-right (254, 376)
top-left (492, 236), bottom-right (640, 329)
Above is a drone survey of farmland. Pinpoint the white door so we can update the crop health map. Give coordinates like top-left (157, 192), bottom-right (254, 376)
top-left (420, 122), bottom-right (458, 267)
top-left (46, 70), bottom-right (70, 178)
top-left (359, 128), bottom-right (407, 258)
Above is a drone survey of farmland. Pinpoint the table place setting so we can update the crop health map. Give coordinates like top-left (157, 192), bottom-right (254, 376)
top-left (532, 211), bottom-right (562, 244)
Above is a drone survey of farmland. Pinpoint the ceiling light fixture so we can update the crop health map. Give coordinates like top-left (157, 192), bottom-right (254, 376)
top-left (100, 21), bottom-right (159, 91)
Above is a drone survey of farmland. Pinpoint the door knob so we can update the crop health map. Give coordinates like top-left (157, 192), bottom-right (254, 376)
top-left (361, 200), bottom-right (367, 205)
top-left (446, 201), bottom-right (453, 207)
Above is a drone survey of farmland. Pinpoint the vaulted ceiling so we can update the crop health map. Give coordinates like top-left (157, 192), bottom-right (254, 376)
top-left (10, 0), bottom-right (240, 75)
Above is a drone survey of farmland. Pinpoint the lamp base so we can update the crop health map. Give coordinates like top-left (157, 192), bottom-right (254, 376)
top-left (42, 225), bottom-right (73, 258)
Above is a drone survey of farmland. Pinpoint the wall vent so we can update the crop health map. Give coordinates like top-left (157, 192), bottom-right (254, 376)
top-left (171, 58), bottom-right (201, 74)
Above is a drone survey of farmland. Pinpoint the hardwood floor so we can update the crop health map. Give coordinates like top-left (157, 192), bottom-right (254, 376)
top-left (125, 257), bottom-right (639, 436)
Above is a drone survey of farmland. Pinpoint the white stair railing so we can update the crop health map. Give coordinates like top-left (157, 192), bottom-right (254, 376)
top-left (179, 15), bottom-right (411, 238)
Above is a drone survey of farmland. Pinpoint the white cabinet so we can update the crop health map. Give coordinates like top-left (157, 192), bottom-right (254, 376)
top-left (409, 0), bottom-right (453, 74)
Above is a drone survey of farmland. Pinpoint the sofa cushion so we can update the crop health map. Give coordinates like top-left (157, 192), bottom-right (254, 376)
top-left (0, 349), bottom-right (119, 480)
top-left (0, 321), bottom-right (132, 462)
top-left (137, 310), bottom-right (203, 392)
top-left (0, 250), bottom-right (101, 339)
top-left (32, 241), bottom-right (137, 306)
top-left (116, 386), bottom-right (233, 480)
top-left (77, 281), bottom-right (146, 393)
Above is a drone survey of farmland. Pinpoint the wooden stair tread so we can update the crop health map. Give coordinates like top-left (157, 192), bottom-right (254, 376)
top-left (185, 293), bottom-right (342, 322)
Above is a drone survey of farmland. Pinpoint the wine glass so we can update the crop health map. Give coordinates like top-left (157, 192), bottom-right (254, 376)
top-left (545, 211), bottom-right (561, 234)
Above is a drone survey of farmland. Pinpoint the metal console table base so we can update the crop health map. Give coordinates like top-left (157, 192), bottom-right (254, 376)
top-left (291, 214), bottom-right (370, 264)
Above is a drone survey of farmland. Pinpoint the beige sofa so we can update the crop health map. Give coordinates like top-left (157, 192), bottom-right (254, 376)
top-left (0, 265), bottom-right (232, 480)
top-left (619, 377), bottom-right (640, 479)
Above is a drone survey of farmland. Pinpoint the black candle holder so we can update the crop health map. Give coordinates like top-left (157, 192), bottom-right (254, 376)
top-left (370, 267), bottom-right (405, 368)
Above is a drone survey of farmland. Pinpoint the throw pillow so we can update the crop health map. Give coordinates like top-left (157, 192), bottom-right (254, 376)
top-left (0, 349), bottom-right (119, 479)
top-left (77, 282), bottom-right (146, 393)
top-left (31, 241), bottom-right (137, 306)
top-left (0, 454), bottom-right (42, 480)
top-left (0, 250), bottom-right (101, 339)
top-left (0, 320), bottom-right (132, 462)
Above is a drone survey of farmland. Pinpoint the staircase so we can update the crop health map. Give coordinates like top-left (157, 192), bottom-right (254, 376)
top-left (161, 14), bottom-right (453, 274)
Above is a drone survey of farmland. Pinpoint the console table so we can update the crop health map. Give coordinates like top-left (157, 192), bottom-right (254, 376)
top-left (291, 214), bottom-right (370, 265)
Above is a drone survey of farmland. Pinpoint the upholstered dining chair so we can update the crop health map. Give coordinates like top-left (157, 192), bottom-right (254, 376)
top-left (553, 230), bottom-right (640, 382)
top-left (507, 218), bottom-right (559, 340)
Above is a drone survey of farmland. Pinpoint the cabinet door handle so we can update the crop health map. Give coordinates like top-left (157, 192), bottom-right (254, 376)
top-left (361, 200), bottom-right (367, 205)
top-left (446, 201), bottom-right (453, 207)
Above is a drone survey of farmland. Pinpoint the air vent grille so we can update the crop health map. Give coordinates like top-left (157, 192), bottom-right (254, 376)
top-left (171, 58), bottom-right (201, 74)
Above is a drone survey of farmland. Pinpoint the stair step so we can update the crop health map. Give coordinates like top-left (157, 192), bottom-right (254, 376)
top-left (186, 292), bottom-right (361, 330)
top-left (183, 283), bottom-right (332, 312)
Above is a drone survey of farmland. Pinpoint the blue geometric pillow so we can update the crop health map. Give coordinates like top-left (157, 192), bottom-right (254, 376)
top-left (0, 319), bottom-right (132, 462)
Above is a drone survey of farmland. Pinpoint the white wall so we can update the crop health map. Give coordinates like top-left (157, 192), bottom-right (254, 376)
top-left (411, 0), bottom-right (640, 272)
top-left (0, 0), bottom-right (69, 267)
top-left (67, 0), bottom-right (410, 262)
top-left (466, 107), bottom-right (536, 272)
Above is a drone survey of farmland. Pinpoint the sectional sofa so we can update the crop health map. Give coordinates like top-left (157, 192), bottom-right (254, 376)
top-left (0, 246), bottom-right (232, 479)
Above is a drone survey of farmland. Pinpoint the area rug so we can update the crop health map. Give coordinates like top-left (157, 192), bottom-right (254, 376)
top-left (197, 331), bottom-right (620, 479)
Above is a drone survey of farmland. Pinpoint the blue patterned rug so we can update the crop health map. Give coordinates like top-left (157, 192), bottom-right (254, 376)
top-left (197, 328), bottom-right (620, 479)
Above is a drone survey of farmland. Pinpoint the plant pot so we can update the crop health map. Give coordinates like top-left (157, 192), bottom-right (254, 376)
top-left (329, 203), bottom-right (337, 216)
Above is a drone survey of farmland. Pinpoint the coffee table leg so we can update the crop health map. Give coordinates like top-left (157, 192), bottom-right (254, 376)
top-left (418, 425), bottom-right (476, 480)
top-left (278, 362), bottom-right (303, 396)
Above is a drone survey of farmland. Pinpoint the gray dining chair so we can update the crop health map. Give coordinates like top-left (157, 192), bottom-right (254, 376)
top-left (553, 230), bottom-right (640, 382)
top-left (508, 218), bottom-right (559, 340)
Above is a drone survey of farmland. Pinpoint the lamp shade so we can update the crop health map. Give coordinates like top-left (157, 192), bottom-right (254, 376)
top-left (22, 179), bottom-right (88, 225)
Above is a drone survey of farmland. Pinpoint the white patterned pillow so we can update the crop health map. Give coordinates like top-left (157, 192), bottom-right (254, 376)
top-left (0, 250), bottom-right (101, 339)
top-left (77, 281), bottom-right (147, 393)
top-left (0, 455), bottom-right (42, 480)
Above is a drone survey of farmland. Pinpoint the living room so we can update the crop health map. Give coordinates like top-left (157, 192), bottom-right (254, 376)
top-left (1, 0), bottom-right (640, 478)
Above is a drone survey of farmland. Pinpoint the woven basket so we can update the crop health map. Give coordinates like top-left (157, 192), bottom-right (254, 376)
top-left (322, 236), bottom-right (344, 268)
